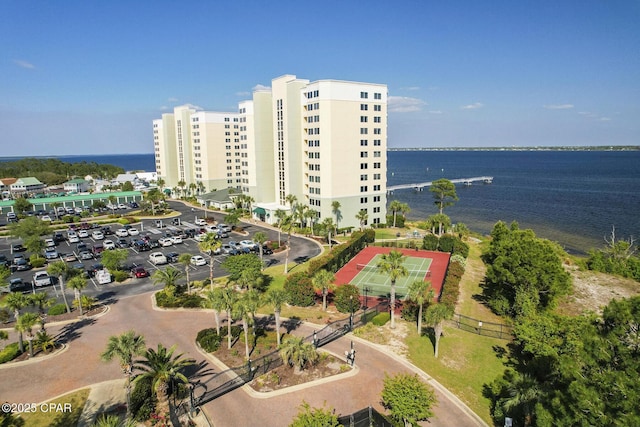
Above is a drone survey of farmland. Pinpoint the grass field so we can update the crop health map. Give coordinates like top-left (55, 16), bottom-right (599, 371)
top-left (349, 254), bottom-right (432, 299)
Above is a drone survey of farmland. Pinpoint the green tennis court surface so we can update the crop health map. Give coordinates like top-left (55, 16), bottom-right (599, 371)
top-left (350, 254), bottom-right (432, 299)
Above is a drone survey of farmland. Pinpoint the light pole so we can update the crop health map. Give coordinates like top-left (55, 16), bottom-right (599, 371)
top-left (362, 286), bottom-right (371, 309)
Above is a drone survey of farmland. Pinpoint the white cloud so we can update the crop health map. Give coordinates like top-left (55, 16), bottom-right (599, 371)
top-left (167, 97), bottom-right (179, 102)
top-left (235, 91), bottom-right (250, 97)
top-left (388, 96), bottom-right (426, 113)
top-left (544, 104), bottom-right (574, 110)
top-left (428, 110), bottom-right (443, 114)
top-left (461, 102), bottom-right (483, 110)
top-left (13, 59), bottom-right (35, 69)
top-left (253, 84), bottom-right (270, 91)
top-left (160, 106), bottom-right (169, 111)
top-left (401, 86), bottom-right (421, 91)
top-left (599, 117), bottom-right (611, 121)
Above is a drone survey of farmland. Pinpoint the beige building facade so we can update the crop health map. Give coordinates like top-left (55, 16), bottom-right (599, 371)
top-left (153, 74), bottom-right (387, 229)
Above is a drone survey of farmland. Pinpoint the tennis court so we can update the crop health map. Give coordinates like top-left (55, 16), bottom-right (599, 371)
top-left (349, 253), bottom-right (432, 299)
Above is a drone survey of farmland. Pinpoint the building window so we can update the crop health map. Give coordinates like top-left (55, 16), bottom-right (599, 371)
top-left (360, 174), bottom-right (368, 181)
top-left (360, 104), bottom-right (368, 111)
top-left (374, 128), bottom-right (381, 135)
top-left (360, 152), bottom-right (368, 158)
top-left (373, 185), bottom-right (381, 191)
top-left (373, 196), bottom-right (381, 202)
top-left (360, 163), bottom-right (368, 169)
top-left (374, 162), bottom-right (381, 169)
top-left (374, 139), bottom-right (381, 146)
top-left (374, 93), bottom-right (382, 100)
top-left (374, 173), bottom-right (381, 180)
top-left (374, 207), bottom-right (381, 213)
top-left (360, 186), bottom-right (368, 192)
top-left (360, 197), bottom-right (368, 203)
top-left (360, 139), bottom-right (368, 146)
top-left (374, 116), bottom-right (381, 123)
top-left (374, 151), bottom-right (381, 157)
top-left (360, 116), bottom-right (368, 123)
top-left (360, 92), bottom-right (368, 99)
top-left (374, 105), bottom-right (381, 112)
top-left (360, 128), bottom-right (368, 135)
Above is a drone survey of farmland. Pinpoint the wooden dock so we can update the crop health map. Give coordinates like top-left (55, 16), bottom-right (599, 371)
top-left (387, 176), bottom-right (493, 193)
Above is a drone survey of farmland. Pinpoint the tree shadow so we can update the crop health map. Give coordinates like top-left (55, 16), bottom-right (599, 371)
top-left (184, 359), bottom-right (217, 382)
top-left (282, 317), bottom-right (302, 334)
top-left (95, 291), bottom-right (118, 306)
top-left (423, 326), bottom-right (437, 353)
top-left (54, 318), bottom-right (96, 344)
top-left (492, 345), bottom-right (508, 360)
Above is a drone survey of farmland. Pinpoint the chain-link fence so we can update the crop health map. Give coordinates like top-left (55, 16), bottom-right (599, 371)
top-left (450, 313), bottom-right (513, 340)
top-left (338, 406), bottom-right (394, 427)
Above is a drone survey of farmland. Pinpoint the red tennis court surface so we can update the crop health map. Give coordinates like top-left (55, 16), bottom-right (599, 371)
top-left (334, 246), bottom-right (451, 300)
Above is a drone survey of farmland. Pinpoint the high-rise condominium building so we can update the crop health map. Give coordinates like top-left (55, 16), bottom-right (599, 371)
top-left (153, 74), bottom-right (387, 230)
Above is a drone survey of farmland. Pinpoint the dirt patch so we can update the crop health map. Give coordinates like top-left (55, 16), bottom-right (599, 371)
top-left (559, 265), bottom-right (640, 316)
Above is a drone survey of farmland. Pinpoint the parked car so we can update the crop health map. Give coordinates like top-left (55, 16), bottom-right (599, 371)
top-left (117, 203), bottom-right (128, 210)
top-left (11, 258), bottom-right (31, 272)
top-left (92, 244), bottom-right (104, 256)
top-left (171, 236), bottom-right (183, 245)
top-left (77, 242), bottom-right (88, 253)
top-left (68, 232), bottom-right (80, 243)
top-left (101, 226), bottom-right (113, 235)
top-left (116, 228), bottom-right (129, 237)
top-left (9, 278), bottom-right (30, 293)
top-left (92, 230), bottom-right (104, 240)
top-left (78, 230), bottom-right (89, 238)
top-left (217, 223), bottom-right (232, 233)
top-left (131, 266), bottom-right (149, 278)
top-left (116, 238), bottom-right (130, 248)
top-left (53, 232), bottom-right (65, 243)
top-left (165, 252), bottom-right (180, 263)
top-left (33, 271), bottom-right (53, 287)
top-left (127, 228), bottom-right (140, 236)
top-left (194, 218), bottom-right (207, 226)
top-left (103, 240), bottom-right (116, 250)
top-left (11, 243), bottom-right (25, 252)
top-left (149, 252), bottom-right (167, 265)
top-left (63, 252), bottom-right (77, 262)
top-left (190, 255), bottom-right (207, 266)
top-left (86, 263), bottom-right (104, 277)
top-left (132, 240), bottom-right (151, 252)
top-left (79, 250), bottom-right (94, 260)
top-left (158, 237), bottom-right (173, 247)
top-left (261, 245), bottom-right (274, 255)
top-left (44, 248), bottom-right (59, 260)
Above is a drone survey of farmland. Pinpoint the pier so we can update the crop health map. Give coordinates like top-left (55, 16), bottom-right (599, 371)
top-left (387, 176), bottom-right (493, 194)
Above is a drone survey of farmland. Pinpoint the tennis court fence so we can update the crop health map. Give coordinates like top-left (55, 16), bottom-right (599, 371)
top-left (356, 263), bottom-right (431, 277)
top-left (449, 313), bottom-right (513, 340)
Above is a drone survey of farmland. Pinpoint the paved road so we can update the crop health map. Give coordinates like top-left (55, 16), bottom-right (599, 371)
top-left (0, 291), bottom-right (484, 427)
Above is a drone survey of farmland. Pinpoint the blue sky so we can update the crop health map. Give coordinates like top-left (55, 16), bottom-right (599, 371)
top-left (1, 0), bottom-right (639, 156)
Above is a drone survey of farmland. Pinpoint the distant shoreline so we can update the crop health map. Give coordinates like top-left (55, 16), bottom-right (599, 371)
top-left (388, 145), bottom-right (639, 152)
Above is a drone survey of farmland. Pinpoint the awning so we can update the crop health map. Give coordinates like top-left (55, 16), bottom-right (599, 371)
top-left (253, 207), bottom-right (266, 215)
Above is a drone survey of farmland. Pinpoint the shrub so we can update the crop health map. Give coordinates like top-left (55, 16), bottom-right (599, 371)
top-left (422, 234), bottom-right (439, 250)
top-left (196, 328), bottom-right (223, 352)
top-left (48, 304), bottom-right (68, 316)
top-left (30, 256), bottom-right (46, 268)
top-left (130, 376), bottom-right (156, 422)
top-left (284, 272), bottom-right (315, 306)
top-left (334, 284), bottom-right (361, 313)
top-left (112, 270), bottom-right (130, 282)
top-left (371, 312), bottom-right (391, 326)
top-left (0, 342), bottom-right (23, 364)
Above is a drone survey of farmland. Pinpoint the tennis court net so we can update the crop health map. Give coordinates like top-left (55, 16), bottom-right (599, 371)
top-left (356, 263), bottom-right (430, 276)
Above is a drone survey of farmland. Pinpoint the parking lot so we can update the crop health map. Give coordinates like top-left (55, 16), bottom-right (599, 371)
top-left (0, 201), bottom-right (322, 302)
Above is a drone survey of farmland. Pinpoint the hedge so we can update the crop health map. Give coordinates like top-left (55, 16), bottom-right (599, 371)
top-left (307, 229), bottom-right (375, 275)
top-left (439, 259), bottom-right (464, 309)
top-left (283, 272), bottom-right (315, 307)
top-left (48, 304), bottom-right (68, 316)
top-left (371, 312), bottom-right (391, 326)
top-left (196, 328), bottom-right (223, 352)
top-left (0, 342), bottom-right (23, 364)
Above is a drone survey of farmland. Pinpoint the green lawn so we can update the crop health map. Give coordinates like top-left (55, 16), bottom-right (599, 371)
top-left (17, 388), bottom-right (90, 427)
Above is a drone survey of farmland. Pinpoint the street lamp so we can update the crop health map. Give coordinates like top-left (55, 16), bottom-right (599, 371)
top-left (362, 286), bottom-right (371, 309)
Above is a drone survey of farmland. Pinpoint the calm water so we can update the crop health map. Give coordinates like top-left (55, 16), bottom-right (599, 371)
top-left (388, 150), bottom-right (640, 255)
top-left (3, 151), bottom-right (637, 254)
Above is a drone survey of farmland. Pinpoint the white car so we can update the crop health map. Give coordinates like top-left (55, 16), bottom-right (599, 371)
top-left (171, 236), bottom-right (183, 245)
top-left (78, 230), bottom-right (89, 238)
top-left (41, 215), bottom-right (52, 222)
top-left (128, 228), bottom-right (140, 236)
top-left (217, 223), bottom-right (232, 233)
top-left (239, 240), bottom-right (258, 251)
top-left (92, 230), bottom-right (104, 240)
top-left (116, 228), bottom-right (129, 237)
top-left (117, 203), bottom-right (128, 210)
top-left (45, 238), bottom-right (56, 248)
top-left (159, 237), bottom-right (173, 247)
top-left (190, 255), bottom-right (206, 266)
top-left (149, 252), bottom-right (167, 265)
top-left (68, 232), bottom-right (80, 243)
top-left (103, 239), bottom-right (116, 250)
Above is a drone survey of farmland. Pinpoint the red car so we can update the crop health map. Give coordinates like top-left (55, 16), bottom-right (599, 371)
top-left (131, 266), bottom-right (149, 278)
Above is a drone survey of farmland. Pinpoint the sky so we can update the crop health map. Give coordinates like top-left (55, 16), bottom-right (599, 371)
top-left (1, 0), bottom-right (639, 156)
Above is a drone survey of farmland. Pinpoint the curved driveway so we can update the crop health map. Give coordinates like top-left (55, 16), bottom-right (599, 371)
top-left (1, 291), bottom-right (485, 427)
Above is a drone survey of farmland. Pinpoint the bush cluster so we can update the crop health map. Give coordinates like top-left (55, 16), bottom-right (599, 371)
top-left (196, 328), bottom-right (223, 352)
top-left (283, 272), bottom-right (315, 307)
top-left (439, 259), bottom-right (465, 309)
top-left (421, 233), bottom-right (469, 258)
top-left (0, 343), bottom-right (22, 364)
top-left (334, 284), bottom-right (361, 314)
top-left (155, 290), bottom-right (205, 308)
top-left (307, 229), bottom-right (375, 275)
top-left (371, 312), bottom-right (391, 326)
top-left (48, 304), bottom-right (68, 316)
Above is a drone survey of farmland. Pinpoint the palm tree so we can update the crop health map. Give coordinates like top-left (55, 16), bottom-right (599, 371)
top-left (331, 201), bottom-right (342, 231)
top-left (376, 250), bottom-right (408, 329)
top-left (35, 330), bottom-right (56, 354)
top-left (67, 275), bottom-right (88, 316)
top-left (15, 312), bottom-right (39, 357)
top-left (245, 195), bottom-right (255, 220)
top-left (424, 303), bottom-right (454, 358)
top-left (274, 208), bottom-right (286, 245)
top-left (29, 292), bottom-right (54, 331)
top-left (220, 285), bottom-right (239, 349)
top-left (178, 253), bottom-right (193, 294)
top-left (356, 209), bottom-right (369, 231)
top-left (133, 343), bottom-right (194, 423)
top-left (399, 202), bottom-right (411, 223)
top-left (198, 232), bottom-right (221, 291)
top-left (51, 201), bottom-right (61, 221)
top-left (502, 372), bottom-right (542, 427)
top-left (322, 217), bottom-right (335, 250)
top-left (156, 177), bottom-right (166, 193)
top-left (279, 336), bottom-right (319, 370)
top-left (93, 413), bottom-right (137, 427)
top-left (305, 208), bottom-right (318, 236)
top-left (233, 292), bottom-right (260, 359)
top-left (264, 289), bottom-right (288, 346)
top-left (101, 330), bottom-right (146, 420)
top-left (47, 261), bottom-right (72, 314)
top-left (177, 180), bottom-right (186, 198)
top-left (108, 195), bottom-right (117, 215)
top-left (253, 231), bottom-right (268, 268)
top-left (281, 215), bottom-right (295, 274)
top-left (196, 180), bottom-right (205, 195)
top-left (203, 288), bottom-right (226, 335)
top-left (389, 200), bottom-right (403, 228)
top-left (406, 280), bottom-right (435, 334)
top-left (285, 193), bottom-right (297, 212)
top-left (312, 270), bottom-right (336, 311)
top-left (152, 266), bottom-right (184, 297)
top-left (5, 292), bottom-right (29, 353)
top-left (188, 182), bottom-right (197, 197)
